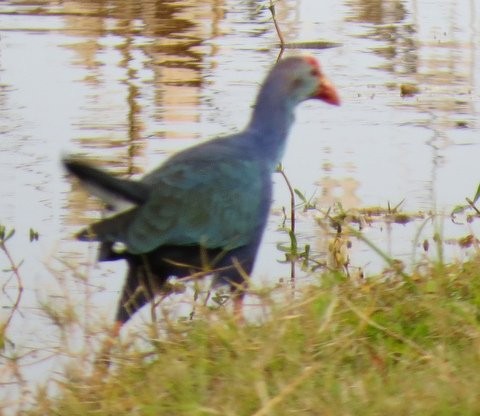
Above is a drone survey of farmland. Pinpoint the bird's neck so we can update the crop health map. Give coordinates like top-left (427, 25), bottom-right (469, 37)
top-left (247, 87), bottom-right (296, 169)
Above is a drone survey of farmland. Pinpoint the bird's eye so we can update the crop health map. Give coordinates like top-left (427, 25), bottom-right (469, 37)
top-left (310, 67), bottom-right (320, 77)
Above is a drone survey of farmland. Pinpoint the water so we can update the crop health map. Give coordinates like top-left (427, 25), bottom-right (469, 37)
top-left (0, 0), bottom-right (479, 412)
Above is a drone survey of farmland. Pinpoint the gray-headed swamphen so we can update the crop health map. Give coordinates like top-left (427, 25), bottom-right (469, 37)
top-left (64, 55), bottom-right (340, 334)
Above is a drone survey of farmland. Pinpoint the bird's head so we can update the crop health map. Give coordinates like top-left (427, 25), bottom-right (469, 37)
top-left (267, 54), bottom-right (341, 106)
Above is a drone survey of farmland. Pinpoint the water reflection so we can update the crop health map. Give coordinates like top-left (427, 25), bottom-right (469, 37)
top-left (64, 0), bottom-right (211, 160)
top-left (341, 0), bottom-right (477, 201)
top-left (348, 0), bottom-right (477, 126)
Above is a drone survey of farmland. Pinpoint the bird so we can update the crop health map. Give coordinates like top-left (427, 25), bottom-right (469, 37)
top-left (64, 54), bottom-right (340, 335)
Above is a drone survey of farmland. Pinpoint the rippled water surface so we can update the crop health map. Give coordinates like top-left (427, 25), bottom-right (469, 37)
top-left (0, 0), bottom-right (479, 411)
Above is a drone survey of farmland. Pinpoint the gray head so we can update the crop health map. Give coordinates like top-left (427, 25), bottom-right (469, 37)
top-left (258, 54), bottom-right (340, 107)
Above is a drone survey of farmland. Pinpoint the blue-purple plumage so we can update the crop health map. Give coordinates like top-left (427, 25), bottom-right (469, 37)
top-left (63, 55), bottom-right (340, 328)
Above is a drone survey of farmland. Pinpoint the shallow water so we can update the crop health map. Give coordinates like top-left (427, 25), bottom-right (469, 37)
top-left (0, 0), bottom-right (479, 411)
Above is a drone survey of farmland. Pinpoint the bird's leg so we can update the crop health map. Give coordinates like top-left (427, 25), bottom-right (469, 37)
top-left (95, 261), bottom-right (156, 367)
top-left (232, 292), bottom-right (245, 324)
top-left (115, 258), bottom-right (157, 324)
top-left (111, 320), bottom-right (123, 338)
top-left (229, 256), bottom-right (252, 324)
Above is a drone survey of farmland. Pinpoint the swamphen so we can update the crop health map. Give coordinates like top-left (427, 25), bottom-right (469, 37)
top-left (64, 55), bottom-right (340, 333)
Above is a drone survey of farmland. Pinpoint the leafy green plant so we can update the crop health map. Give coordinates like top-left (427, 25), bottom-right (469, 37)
top-left (276, 164), bottom-right (320, 285)
top-left (451, 182), bottom-right (480, 222)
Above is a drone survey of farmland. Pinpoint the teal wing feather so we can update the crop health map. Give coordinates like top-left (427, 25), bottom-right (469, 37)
top-left (124, 158), bottom-right (264, 254)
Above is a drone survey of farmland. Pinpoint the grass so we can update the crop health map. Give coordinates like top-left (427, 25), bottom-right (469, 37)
top-left (26, 254), bottom-right (480, 415)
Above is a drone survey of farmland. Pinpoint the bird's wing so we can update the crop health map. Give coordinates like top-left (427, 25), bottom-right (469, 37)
top-left (124, 158), bottom-right (266, 253)
top-left (79, 157), bottom-right (267, 254)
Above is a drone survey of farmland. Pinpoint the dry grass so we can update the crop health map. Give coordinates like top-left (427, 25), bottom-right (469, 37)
top-left (24, 255), bottom-right (480, 416)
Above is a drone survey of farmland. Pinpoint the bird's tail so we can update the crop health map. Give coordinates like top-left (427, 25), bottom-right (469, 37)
top-left (63, 158), bottom-right (149, 209)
